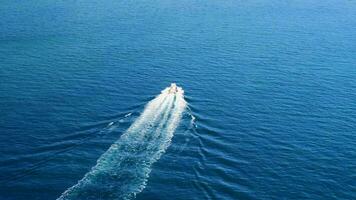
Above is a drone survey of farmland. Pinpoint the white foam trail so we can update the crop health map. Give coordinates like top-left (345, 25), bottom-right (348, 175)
top-left (58, 85), bottom-right (187, 200)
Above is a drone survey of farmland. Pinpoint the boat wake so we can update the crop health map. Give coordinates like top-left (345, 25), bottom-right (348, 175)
top-left (58, 84), bottom-right (187, 200)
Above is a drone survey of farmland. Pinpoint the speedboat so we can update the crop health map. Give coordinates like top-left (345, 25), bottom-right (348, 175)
top-left (168, 83), bottom-right (178, 94)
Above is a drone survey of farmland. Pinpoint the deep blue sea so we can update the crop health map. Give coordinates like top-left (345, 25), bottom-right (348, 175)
top-left (1, 0), bottom-right (355, 199)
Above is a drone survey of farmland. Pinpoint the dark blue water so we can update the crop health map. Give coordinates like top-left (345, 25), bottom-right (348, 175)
top-left (1, 0), bottom-right (355, 199)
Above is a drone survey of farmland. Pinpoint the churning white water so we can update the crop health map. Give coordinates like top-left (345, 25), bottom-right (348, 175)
top-left (58, 85), bottom-right (187, 200)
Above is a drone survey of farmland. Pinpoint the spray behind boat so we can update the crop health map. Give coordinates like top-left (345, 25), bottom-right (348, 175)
top-left (58, 83), bottom-right (187, 200)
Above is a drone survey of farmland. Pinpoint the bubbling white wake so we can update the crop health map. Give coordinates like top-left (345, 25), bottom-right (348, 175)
top-left (58, 85), bottom-right (187, 200)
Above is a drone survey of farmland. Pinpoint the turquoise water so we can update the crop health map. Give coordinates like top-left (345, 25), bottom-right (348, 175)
top-left (1, 0), bottom-right (355, 199)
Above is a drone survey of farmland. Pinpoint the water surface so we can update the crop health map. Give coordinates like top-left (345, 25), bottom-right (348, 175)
top-left (0, 0), bottom-right (355, 199)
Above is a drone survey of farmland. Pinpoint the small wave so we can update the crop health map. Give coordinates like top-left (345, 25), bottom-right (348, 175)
top-left (124, 113), bottom-right (132, 118)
